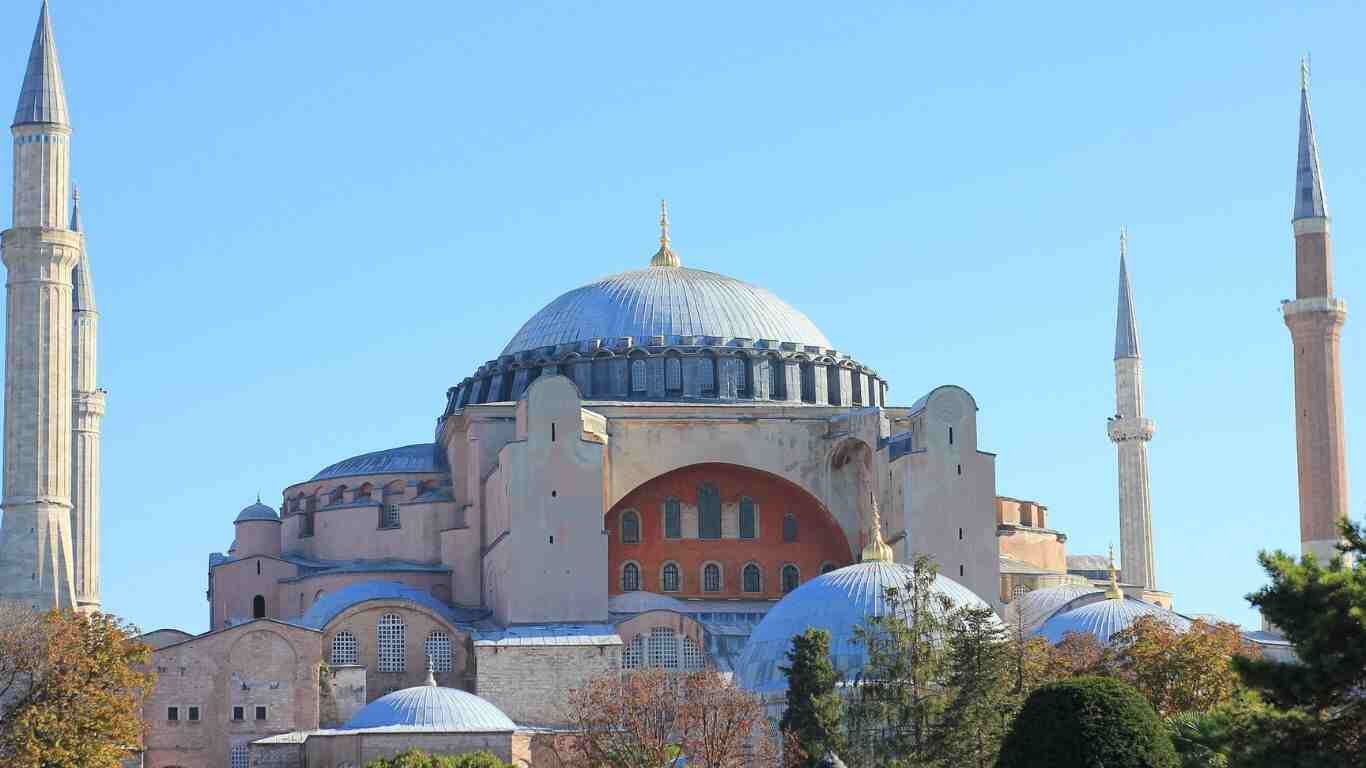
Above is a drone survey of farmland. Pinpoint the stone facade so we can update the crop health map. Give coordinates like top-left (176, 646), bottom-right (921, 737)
top-left (473, 642), bottom-right (619, 727)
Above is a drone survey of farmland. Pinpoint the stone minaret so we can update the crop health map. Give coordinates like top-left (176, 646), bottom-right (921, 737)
top-left (1106, 229), bottom-right (1158, 590)
top-left (0, 1), bottom-right (79, 610)
top-left (71, 187), bottom-right (102, 611)
top-left (1283, 61), bottom-right (1349, 562)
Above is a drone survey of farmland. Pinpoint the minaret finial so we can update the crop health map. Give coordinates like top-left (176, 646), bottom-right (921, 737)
top-left (70, 184), bottom-right (80, 232)
top-left (860, 490), bottom-right (894, 563)
top-left (1300, 54), bottom-right (1310, 92)
top-left (650, 199), bottom-right (681, 267)
top-left (424, 654), bottom-right (437, 686)
top-left (1105, 544), bottom-right (1124, 599)
top-left (1294, 57), bottom-right (1328, 221)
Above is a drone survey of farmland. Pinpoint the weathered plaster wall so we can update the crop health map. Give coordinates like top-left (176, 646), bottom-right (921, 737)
top-left (474, 643), bottom-right (619, 727)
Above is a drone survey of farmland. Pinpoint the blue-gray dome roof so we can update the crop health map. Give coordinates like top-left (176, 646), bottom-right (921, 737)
top-left (734, 562), bottom-right (996, 694)
top-left (234, 501), bottom-right (279, 523)
top-left (501, 266), bottom-right (833, 357)
top-left (1033, 596), bottom-right (1191, 645)
top-left (344, 684), bottom-right (515, 732)
top-left (311, 443), bottom-right (444, 481)
top-left (296, 580), bottom-right (467, 630)
top-left (1006, 583), bottom-right (1104, 633)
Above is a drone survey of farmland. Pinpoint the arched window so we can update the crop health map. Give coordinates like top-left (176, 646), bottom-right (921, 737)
top-left (703, 563), bottom-right (721, 593)
top-left (315, 589), bottom-right (326, 602)
top-left (699, 354), bottom-right (716, 396)
top-left (622, 562), bottom-right (641, 592)
top-left (649, 627), bottom-right (678, 669)
top-left (821, 562), bottom-right (838, 575)
top-left (622, 634), bottom-right (645, 669)
top-left (800, 361), bottom-right (816, 403)
top-left (663, 498), bottom-right (682, 539)
top-left (661, 562), bottom-right (680, 593)
top-left (768, 354), bottom-right (785, 400)
top-left (331, 630), bottom-right (358, 665)
top-left (355, 483), bottom-right (373, 501)
top-left (665, 354), bottom-right (683, 394)
top-left (782, 513), bottom-right (798, 543)
top-left (739, 498), bottom-right (757, 539)
top-left (424, 630), bottom-right (453, 673)
top-left (621, 510), bottom-right (640, 544)
top-left (698, 483), bottom-right (721, 539)
top-left (330, 486), bottom-right (346, 505)
top-left (827, 365), bottom-right (842, 405)
top-left (229, 744), bottom-right (250, 768)
top-left (630, 357), bottom-right (648, 394)
top-left (377, 614), bottom-right (406, 673)
top-left (743, 563), bottom-right (761, 593)
top-left (682, 636), bottom-right (705, 671)
top-left (252, 595), bottom-right (265, 619)
top-left (782, 564), bottom-right (800, 594)
top-left (735, 355), bottom-right (752, 398)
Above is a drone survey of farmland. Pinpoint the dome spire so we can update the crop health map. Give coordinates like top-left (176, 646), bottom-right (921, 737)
top-left (424, 654), bottom-right (437, 686)
top-left (650, 199), bottom-right (681, 267)
top-left (860, 491), bottom-right (894, 563)
top-left (1104, 544), bottom-right (1124, 599)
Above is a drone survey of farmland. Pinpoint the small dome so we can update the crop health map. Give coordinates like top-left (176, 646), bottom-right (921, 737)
top-left (1034, 595), bottom-right (1191, 646)
top-left (344, 684), bottom-right (515, 732)
top-left (234, 501), bottom-right (279, 523)
top-left (1005, 583), bottom-right (1104, 633)
top-left (734, 561), bottom-right (996, 694)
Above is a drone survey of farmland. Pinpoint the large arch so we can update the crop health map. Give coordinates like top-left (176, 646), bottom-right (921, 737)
top-left (606, 463), bottom-right (854, 600)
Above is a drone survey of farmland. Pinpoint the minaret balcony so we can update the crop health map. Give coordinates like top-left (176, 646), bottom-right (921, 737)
top-left (1282, 297), bottom-right (1347, 319)
top-left (1107, 416), bottom-right (1155, 443)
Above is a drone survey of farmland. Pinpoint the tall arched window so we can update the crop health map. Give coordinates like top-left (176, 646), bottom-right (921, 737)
top-left (682, 636), bottom-right (705, 671)
top-left (743, 563), bottom-right (761, 593)
top-left (377, 614), bottom-right (406, 673)
top-left (620, 510), bottom-right (640, 544)
top-left (699, 354), bottom-right (716, 396)
top-left (827, 366), bottom-right (842, 405)
top-left (665, 354), bottom-right (683, 395)
top-left (630, 357), bottom-right (648, 394)
top-left (698, 483), bottom-right (721, 539)
top-left (739, 498), bottom-right (757, 539)
top-left (768, 354), bottom-right (785, 400)
top-left (622, 563), bottom-right (641, 592)
top-left (622, 634), bottom-right (645, 669)
top-left (800, 361), bottom-right (816, 403)
top-left (252, 595), bottom-right (265, 619)
top-left (355, 483), bottom-right (373, 501)
top-left (703, 563), bottom-right (721, 593)
top-left (662, 562), bottom-right (681, 593)
top-left (424, 630), bottom-right (453, 673)
top-left (782, 564), bottom-right (800, 594)
top-left (331, 630), bottom-right (358, 665)
top-left (782, 513), bottom-right (798, 542)
top-left (663, 498), bottom-right (682, 539)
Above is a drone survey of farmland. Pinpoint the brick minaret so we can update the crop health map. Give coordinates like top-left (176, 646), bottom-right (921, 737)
top-left (1283, 61), bottom-right (1349, 562)
top-left (70, 187), bottom-right (103, 611)
top-left (0, 0), bottom-right (79, 610)
top-left (1107, 228), bottom-right (1158, 589)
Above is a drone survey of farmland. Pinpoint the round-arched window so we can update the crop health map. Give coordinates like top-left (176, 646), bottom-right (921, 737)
top-left (781, 564), bottom-right (800, 593)
top-left (742, 563), bottom-right (762, 593)
top-left (703, 563), bottom-right (721, 593)
top-left (662, 562), bottom-right (680, 593)
top-left (621, 510), bottom-right (641, 544)
top-left (622, 562), bottom-right (641, 592)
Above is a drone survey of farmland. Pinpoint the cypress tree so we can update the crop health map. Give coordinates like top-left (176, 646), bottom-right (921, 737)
top-left (780, 628), bottom-right (844, 767)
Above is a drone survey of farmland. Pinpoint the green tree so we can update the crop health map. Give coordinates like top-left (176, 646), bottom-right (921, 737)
top-left (1234, 518), bottom-right (1366, 757)
top-left (997, 676), bottom-right (1178, 768)
top-left (364, 748), bottom-right (513, 767)
top-left (1165, 694), bottom-right (1339, 768)
top-left (925, 605), bottom-right (1016, 768)
top-left (779, 628), bottom-right (843, 768)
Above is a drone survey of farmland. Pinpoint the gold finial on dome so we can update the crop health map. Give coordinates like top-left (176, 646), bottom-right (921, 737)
top-left (424, 654), bottom-right (437, 687)
top-left (1105, 544), bottom-right (1124, 599)
top-left (651, 199), bottom-right (681, 267)
top-left (861, 490), bottom-right (894, 563)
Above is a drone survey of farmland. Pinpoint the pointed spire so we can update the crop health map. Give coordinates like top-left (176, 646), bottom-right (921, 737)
top-left (860, 490), bottom-right (894, 563)
top-left (71, 186), bottom-right (95, 313)
top-left (1294, 56), bottom-right (1328, 221)
top-left (423, 654), bottom-right (437, 686)
top-left (1105, 544), bottom-right (1124, 599)
top-left (13, 1), bottom-right (69, 128)
top-left (650, 199), bottom-right (681, 267)
top-left (1114, 227), bottom-right (1141, 360)
top-left (70, 185), bottom-right (80, 232)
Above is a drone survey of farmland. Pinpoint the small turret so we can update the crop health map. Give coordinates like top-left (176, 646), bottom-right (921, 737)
top-left (233, 498), bottom-right (282, 558)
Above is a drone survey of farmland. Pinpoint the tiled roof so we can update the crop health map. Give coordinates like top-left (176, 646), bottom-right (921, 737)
top-left (311, 443), bottom-right (446, 481)
top-left (472, 623), bottom-right (621, 647)
top-left (344, 685), bottom-right (516, 732)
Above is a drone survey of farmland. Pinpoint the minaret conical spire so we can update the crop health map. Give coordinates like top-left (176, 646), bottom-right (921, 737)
top-left (70, 184), bottom-right (80, 231)
top-left (650, 199), bottom-right (681, 267)
top-left (13, 1), bottom-right (68, 128)
top-left (71, 187), bottom-right (94, 313)
top-left (1114, 227), bottom-right (1141, 360)
top-left (1295, 56), bottom-right (1328, 221)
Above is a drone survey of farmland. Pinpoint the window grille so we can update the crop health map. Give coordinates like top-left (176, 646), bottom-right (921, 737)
top-left (425, 631), bottom-right (453, 673)
top-left (664, 498), bottom-right (681, 539)
top-left (381, 504), bottom-right (400, 529)
top-left (666, 356), bottom-right (682, 392)
top-left (621, 510), bottom-right (640, 543)
top-left (662, 563), bottom-right (680, 593)
top-left (743, 564), bottom-right (761, 593)
top-left (649, 627), bottom-right (678, 669)
top-left (631, 358), bottom-right (648, 392)
top-left (699, 357), bottom-right (715, 394)
top-left (698, 483), bottom-right (721, 539)
top-left (782, 565), bottom-right (800, 593)
top-left (229, 744), bottom-right (249, 768)
top-left (622, 634), bottom-right (644, 669)
top-left (782, 513), bottom-right (798, 542)
top-left (331, 630), bottom-right (358, 665)
top-left (769, 355), bottom-right (785, 399)
top-left (703, 563), bottom-right (721, 593)
top-left (735, 357), bottom-right (747, 393)
top-left (377, 614), bottom-right (406, 673)
top-left (622, 563), bottom-right (641, 592)
top-left (682, 636), bottom-right (705, 671)
top-left (739, 498), bottom-right (756, 539)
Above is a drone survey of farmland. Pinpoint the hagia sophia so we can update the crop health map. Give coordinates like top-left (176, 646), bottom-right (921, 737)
top-left (0, 4), bottom-right (1347, 767)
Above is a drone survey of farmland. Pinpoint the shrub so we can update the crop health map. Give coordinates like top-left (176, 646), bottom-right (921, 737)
top-left (364, 748), bottom-right (512, 768)
top-left (996, 676), bottom-right (1178, 768)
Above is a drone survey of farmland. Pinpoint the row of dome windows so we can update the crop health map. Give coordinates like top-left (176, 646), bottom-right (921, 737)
top-left (621, 560), bottom-right (834, 594)
top-left (328, 615), bottom-right (455, 674)
top-left (619, 493), bottom-right (799, 543)
top-left (621, 627), bottom-right (706, 672)
top-left (282, 483), bottom-right (423, 538)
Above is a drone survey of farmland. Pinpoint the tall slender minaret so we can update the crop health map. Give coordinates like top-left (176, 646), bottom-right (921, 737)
top-left (70, 186), bottom-right (103, 611)
top-left (0, 1), bottom-right (79, 610)
top-left (1107, 228), bottom-right (1158, 590)
top-left (1283, 60), bottom-right (1349, 562)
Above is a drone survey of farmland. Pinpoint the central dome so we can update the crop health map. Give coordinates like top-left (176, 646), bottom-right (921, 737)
top-left (501, 266), bottom-right (833, 357)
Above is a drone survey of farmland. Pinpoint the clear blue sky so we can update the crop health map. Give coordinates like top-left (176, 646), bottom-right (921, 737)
top-left (2, 1), bottom-right (1361, 633)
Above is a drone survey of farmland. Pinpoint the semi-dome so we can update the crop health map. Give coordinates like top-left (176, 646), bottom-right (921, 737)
top-left (1033, 594), bottom-right (1192, 646)
top-left (234, 500), bottom-right (279, 523)
top-left (343, 682), bottom-right (516, 732)
top-left (734, 561), bottom-right (997, 694)
top-left (501, 266), bottom-right (833, 357)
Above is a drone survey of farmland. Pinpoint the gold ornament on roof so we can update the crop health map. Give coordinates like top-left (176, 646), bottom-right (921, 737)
top-left (651, 199), bottom-right (681, 267)
top-left (861, 490), bottom-right (894, 563)
top-left (1105, 543), bottom-right (1124, 600)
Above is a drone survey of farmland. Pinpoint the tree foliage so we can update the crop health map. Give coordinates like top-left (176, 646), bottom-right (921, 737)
top-left (364, 749), bottom-right (513, 767)
top-left (924, 605), bottom-right (1016, 768)
top-left (0, 605), bottom-right (154, 768)
top-left (1108, 617), bottom-right (1259, 718)
top-left (997, 676), bottom-right (1178, 768)
top-left (779, 628), bottom-right (843, 767)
